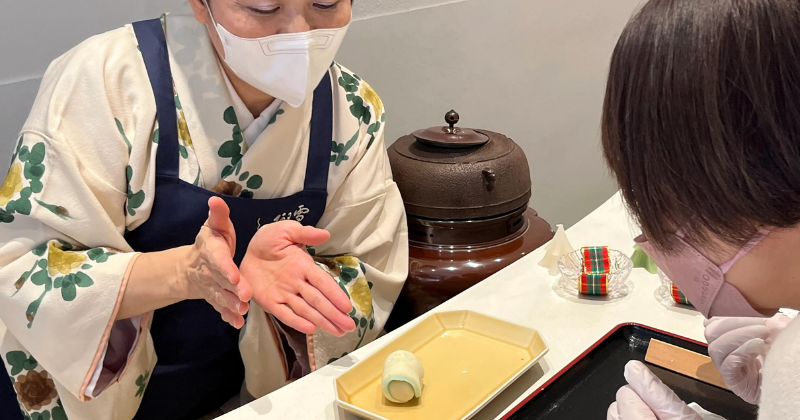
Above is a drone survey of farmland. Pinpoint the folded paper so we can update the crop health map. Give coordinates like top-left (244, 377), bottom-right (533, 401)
top-left (539, 224), bottom-right (575, 276)
top-left (577, 246), bottom-right (610, 296)
top-left (581, 246), bottom-right (611, 274)
top-left (579, 272), bottom-right (608, 296)
top-left (671, 283), bottom-right (692, 305)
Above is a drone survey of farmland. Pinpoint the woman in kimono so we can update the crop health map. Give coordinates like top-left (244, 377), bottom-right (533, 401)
top-left (0, 1), bottom-right (408, 419)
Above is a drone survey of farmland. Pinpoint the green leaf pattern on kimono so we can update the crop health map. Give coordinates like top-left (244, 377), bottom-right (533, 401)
top-left (135, 370), bottom-right (150, 398)
top-left (217, 106), bottom-right (263, 195)
top-left (50, 401), bottom-right (68, 420)
top-left (5, 350), bottom-right (67, 420)
top-left (0, 137), bottom-right (71, 224)
top-left (125, 165), bottom-right (145, 217)
top-left (6, 351), bottom-right (37, 376)
top-left (334, 66), bottom-right (385, 164)
top-left (115, 118), bottom-right (132, 156)
top-left (331, 130), bottom-right (360, 167)
top-left (23, 400), bottom-right (68, 420)
top-left (13, 240), bottom-right (118, 328)
top-left (115, 119), bottom-right (147, 216)
top-left (267, 108), bottom-right (285, 127)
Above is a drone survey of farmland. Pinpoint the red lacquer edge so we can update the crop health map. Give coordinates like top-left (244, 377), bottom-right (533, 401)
top-left (499, 322), bottom-right (707, 420)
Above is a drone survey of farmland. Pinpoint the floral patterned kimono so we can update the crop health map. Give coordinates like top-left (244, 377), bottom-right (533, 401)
top-left (0, 14), bottom-right (408, 420)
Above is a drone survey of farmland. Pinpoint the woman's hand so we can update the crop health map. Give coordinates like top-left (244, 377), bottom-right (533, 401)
top-left (182, 197), bottom-right (252, 328)
top-left (608, 361), bottom-right (720, 420)
top-left (118, 197), bottom-right (252, 323)
top-left (704, 314), bottom-right (792, 404)
top-left (240, 221), bottom-right (355, 337)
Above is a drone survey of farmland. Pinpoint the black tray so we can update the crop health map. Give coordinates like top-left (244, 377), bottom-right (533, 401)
top-left (502, 324), bottom-right (758, 420)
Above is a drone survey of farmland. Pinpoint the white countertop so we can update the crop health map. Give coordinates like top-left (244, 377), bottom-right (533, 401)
top-left (219, 193), bottom-right (707, 420)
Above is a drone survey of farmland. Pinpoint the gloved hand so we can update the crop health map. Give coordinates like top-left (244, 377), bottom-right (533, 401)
top-left (608, 361), bottom-right (724, 420)
top-left (704, 314), bottom-right (792, 404)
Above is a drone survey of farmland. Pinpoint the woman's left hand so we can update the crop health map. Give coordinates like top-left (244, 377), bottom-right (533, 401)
top-left (704, 314), bottom-right (792, 404)
top-left (240, 221), bottom-right (355, 337)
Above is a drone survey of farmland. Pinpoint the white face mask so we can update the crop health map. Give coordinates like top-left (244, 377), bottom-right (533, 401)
top-left (205, 4), bottom-right (350, 108)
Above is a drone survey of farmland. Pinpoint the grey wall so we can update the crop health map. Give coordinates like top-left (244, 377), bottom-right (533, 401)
top-left (339, 0), bottom-right (640, 227)
top-left (353, 0), bottom-right (468, 19)
top-left (0, 1), bottom-right (191, 162)
top-left (0, 0), bottom-right (640, 228)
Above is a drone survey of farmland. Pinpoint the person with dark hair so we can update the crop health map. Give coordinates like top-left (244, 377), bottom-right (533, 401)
top-left (602, 0), bottom-right (800, 418)
top-left (0, 1), bottom-right (408, 420)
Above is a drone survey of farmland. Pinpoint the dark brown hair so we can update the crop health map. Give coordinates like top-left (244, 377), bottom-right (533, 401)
top-left (602, 0), bottom-right (800, 251)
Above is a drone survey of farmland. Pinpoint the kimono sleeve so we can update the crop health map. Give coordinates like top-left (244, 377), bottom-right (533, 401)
top-left (0, 132), bottom-right (149, 403)
top-left (308, 106), bottom-right (409, 365)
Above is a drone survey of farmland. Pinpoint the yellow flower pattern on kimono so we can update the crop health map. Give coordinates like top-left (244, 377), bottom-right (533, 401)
top-left (0, 163), bottom-right (23, 206)
top-left (360, 81), bottom-right (384, 121)
top-left (178, 110), bottom-right (193, 149)
top-left (350, 277), bottom-right (373, 318)
top-left (47, 242), bottom-right (86, 276)
top-left (0, 137), bottom-right (72, 224)
top-left (318, 255), bottom-right (375, 364)
top-left (174, 93), bottom-right (195, 159)
top-left (150, 92), bottom-right (202, 184)
top-left (146, 95), bottom-right (194, 154)
top-left (333, 65), bottom-right (385, 164)
top-left (334, 256), bottom-right (359, 269)
top-left (15, 241), bottom-right (117, 328)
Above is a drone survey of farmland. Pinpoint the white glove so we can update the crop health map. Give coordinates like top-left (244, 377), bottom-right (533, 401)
top-left (704, 314), bottom-right (792, 404)
top-left (607, 361), bottom-right (724, 420)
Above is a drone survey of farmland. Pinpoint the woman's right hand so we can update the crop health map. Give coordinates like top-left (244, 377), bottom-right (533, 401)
top-left (608, 361), bottom-right (718, 420)
top-left (182, 197), bottom-right (252, 328)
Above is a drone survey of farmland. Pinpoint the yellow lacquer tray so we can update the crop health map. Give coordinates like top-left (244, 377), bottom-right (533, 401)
top-left (335, 310), bottom-right (549, 420)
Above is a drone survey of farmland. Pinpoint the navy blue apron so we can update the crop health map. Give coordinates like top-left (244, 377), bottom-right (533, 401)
top-left (121, 19), bottom-right (332, 420)
top-left (0, 373), bottom-right (21, 420)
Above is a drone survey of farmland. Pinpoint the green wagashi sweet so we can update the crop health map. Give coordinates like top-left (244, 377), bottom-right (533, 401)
top-left (381, 350), bottom-right (424, 403)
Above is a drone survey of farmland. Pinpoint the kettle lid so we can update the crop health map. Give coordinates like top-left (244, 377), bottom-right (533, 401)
top-left (412, 110), bottom-right (489, 149)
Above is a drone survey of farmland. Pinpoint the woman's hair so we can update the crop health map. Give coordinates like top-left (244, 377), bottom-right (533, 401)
top-left (204, 0), bottom-right (354, 4)
top-left (602, 0), bottom-right (800, 251)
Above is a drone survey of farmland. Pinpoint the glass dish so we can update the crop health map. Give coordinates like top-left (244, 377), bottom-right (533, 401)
top-left (556, 248), bottom-right (633, 301)
top-left (656, 269), bottom-right (695, 309)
